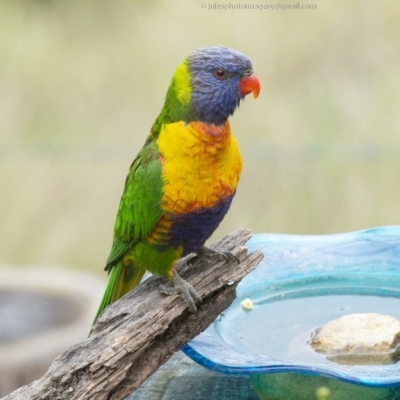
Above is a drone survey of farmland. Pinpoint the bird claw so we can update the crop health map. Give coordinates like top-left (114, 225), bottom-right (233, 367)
top-left (159, 273), bottom-right (202, 313)
top-left (188, 246), bottom-right (240, 266)
top-left (160, 247), bottom-right (239, 312)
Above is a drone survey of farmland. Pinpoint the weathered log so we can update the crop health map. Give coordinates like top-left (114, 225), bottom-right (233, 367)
top-left (2, 229), bottom-right (263, 400)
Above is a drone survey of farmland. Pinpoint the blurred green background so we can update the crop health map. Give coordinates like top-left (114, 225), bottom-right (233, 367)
top-left (1, 0), bottom-right (400, 277)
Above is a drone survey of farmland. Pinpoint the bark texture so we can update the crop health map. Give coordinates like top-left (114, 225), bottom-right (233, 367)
top-left (2, 229), bottom-right (263, 400)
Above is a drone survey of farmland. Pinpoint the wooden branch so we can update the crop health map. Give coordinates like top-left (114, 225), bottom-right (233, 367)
top-left (3, 229), bottom-right (263, 400)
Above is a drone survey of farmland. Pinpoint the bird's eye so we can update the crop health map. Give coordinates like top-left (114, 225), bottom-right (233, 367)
top-left (214, 69), bottom-right (226, 79)
top-left (243, 68), bottom-right (252, 77)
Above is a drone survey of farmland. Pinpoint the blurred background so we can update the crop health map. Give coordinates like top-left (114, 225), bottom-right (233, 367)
top-left (1, 0), bottom-right (400, 395)
top-left (1, 0), bottom-right (400, 276)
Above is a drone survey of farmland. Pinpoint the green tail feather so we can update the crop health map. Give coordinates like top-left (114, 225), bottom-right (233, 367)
top-left (90, 262), bottom-right (146, 335)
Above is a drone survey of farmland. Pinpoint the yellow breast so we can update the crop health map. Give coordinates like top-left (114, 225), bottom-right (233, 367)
top-left (156, 121), bottom-right (242, 214)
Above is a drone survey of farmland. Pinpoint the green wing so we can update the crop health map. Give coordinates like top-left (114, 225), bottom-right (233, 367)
top-left (105, 139), bottom-right (164, 271)
top-left (91, 138), bottom-right (164, 334)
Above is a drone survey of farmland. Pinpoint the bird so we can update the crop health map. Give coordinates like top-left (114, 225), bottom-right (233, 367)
top-left (91, 46), bottom-right (260, 329)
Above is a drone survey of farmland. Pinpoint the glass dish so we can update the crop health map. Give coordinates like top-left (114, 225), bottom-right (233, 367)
top-left (182, 227), bottom-right (400, 399)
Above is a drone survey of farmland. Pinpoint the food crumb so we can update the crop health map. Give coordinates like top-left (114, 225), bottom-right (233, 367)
top-left (240, 298), bottom-right (253, 310)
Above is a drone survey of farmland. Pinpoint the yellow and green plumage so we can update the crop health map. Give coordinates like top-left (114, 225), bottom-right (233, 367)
top-left (92, 47), bottom-right (260, 327)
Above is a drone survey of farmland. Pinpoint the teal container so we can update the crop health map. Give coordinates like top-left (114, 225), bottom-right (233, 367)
top-left (183, 227), bottom-right (400, 399)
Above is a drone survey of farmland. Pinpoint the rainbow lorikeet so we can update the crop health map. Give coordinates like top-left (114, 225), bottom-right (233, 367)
top-left (92, 46), bottom-right (260, 327)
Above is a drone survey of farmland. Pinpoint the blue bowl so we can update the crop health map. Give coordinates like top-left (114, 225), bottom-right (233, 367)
top-left (183, 227), bottom-right (400, 399)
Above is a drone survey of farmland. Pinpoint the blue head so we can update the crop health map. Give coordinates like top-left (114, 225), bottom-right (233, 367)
top-left (156, 46), bottom-right (259, 130)
top-left (187, 46), bottom-right (260, 125)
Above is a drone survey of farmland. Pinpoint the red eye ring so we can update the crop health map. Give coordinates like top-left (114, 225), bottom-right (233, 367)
top-left (214, 69), bottom-right (225, 79)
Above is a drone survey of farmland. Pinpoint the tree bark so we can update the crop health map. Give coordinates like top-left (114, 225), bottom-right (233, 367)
top-left (2, 229), bottom-right (263, 400)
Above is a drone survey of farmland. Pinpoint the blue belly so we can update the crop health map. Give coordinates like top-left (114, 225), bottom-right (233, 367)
top-left (167, 193), bottom-right (235, 256)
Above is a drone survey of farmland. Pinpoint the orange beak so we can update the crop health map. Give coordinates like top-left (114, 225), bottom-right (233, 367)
top-left (239, 73), bottom-right (260, 99)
